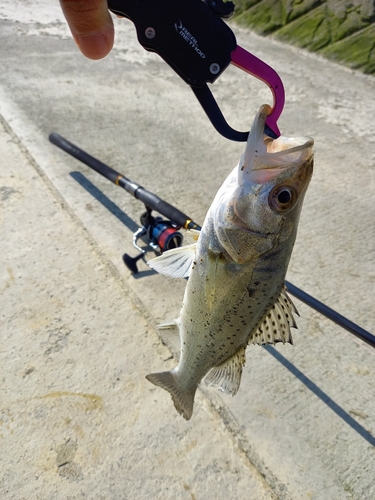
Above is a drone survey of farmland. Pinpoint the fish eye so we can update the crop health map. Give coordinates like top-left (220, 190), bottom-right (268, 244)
top-left (278, 189), bottom-right (291, 204)
top-left (269, 186), bottom-right (297, 212)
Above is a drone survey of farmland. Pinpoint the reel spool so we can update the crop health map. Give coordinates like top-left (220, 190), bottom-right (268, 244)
top-left (123, 210), bottom-right (183, 274)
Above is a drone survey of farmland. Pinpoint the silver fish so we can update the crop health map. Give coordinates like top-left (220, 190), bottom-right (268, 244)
top-left (147, 104), bottom-right (314, 420)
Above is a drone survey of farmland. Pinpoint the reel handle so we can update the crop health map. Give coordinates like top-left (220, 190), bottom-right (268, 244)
top-left (123, 252), bottom-right (145, 274)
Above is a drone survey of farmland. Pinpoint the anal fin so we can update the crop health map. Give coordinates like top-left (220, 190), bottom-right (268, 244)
top-left (203, 346), bottom-right (246, 396)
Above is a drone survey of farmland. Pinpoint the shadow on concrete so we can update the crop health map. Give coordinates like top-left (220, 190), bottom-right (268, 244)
top-left (70, 171), bottom-right (157, 279)
top-left (70, 171), bottom-right (140, 233)
top-left (264, 345), bottom-right (375, 447)
top-left (132, 269), bottom-right (158, 279)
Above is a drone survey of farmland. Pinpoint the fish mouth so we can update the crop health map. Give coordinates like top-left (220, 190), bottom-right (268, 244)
top-left (239, 105), bottom-right (314, 184)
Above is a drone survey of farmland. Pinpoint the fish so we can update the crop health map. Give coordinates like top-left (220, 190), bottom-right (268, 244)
top-left (147, 104), bottom-right (314, 420)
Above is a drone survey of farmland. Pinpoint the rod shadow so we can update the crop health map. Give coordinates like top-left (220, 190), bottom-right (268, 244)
top-left (70, 171), bottom-right (139, 233)
top-left (70, 171), bottom-right (157, 278)
top-left (264, 345), bottom-right (375, 447)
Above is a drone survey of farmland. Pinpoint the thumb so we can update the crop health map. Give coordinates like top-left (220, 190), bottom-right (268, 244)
top-left (60, 0), bottom-right (114, 60)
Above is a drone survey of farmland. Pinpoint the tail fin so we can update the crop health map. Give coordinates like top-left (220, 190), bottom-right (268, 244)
top-left (146, 371), bottom-right (196, 421)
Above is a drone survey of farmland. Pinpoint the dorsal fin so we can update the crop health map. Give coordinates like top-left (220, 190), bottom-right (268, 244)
top-left (250, 286), bottom-right (298, 346)
top-left (147, 244), bottom-right (196, 278)
top-left (203, 346), bottom-right (246, 396)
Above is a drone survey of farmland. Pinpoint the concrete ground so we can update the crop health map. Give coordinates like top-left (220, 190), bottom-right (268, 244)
top-left (1, 2), bottom-right (375, 499)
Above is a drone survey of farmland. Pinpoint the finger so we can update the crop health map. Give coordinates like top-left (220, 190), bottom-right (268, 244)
top-left (59, 0), bottom-right (114, 60)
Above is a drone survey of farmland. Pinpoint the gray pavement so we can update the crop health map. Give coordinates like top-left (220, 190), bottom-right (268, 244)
top-left (1, 2), bottom-right (375, 499)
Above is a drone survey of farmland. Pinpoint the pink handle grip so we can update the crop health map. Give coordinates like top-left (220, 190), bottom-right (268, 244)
top-left (231, 45), bottom-right (285, 138)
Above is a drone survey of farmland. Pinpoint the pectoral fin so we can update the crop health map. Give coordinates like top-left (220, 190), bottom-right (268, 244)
top-left (203, 346), bottom-right (246, 396)
top-left (147, 244), bottom-right (196, 278)
top-left (251, 287), bottom-right (298, 346)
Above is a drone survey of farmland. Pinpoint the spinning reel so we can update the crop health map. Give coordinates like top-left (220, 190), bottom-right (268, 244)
top-left (123, 207), bottom-right (183, 273)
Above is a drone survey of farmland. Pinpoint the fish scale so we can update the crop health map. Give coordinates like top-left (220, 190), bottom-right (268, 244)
top-left (148, 104), bottom-right (314, 420)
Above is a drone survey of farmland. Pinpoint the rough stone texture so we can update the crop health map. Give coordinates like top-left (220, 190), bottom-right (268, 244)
top-left (321, 24), bottom-right (375, 73)
top-left (275, 5), bottom-right (331, 51)
top-left (234, 0), bottom-right (375, 73)
top-left (234, 0), bottom-right (285, 34)
top-left (284, 0), bottom-right (326, 23)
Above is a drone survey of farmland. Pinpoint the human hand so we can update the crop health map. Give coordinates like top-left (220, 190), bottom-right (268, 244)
top-left (59, 0), bottom-right (115, 60)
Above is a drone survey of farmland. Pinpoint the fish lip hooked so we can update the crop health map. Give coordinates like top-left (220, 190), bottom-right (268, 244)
top-left (241, 104), bottom-right (314, 181)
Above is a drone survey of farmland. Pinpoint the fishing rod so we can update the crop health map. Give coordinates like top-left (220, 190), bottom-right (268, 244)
top-left (49, 133), bottom-right (375, 350)
top-left (285, 282), bottom-right (374, 349)
top-left (49, 133), bottom-right (201, 273)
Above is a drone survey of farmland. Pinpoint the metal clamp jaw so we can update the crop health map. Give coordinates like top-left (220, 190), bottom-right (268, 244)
top-left (108, 0), bottom-right (285, 140)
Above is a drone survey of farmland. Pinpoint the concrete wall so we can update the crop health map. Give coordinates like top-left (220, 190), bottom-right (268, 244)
top-left (234, 0), bottom-right (375, 74)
